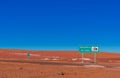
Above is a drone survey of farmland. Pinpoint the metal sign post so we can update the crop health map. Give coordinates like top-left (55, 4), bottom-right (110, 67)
top-left (82, 53), bottom-right (84, 64)
top-left (78, 46), bottom-right (99, 64)
top-left (94, 53), bottom-right (96, 64)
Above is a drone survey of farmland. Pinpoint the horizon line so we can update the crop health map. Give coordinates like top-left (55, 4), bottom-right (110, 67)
top-left (0, 48), bottom-right (120, 53)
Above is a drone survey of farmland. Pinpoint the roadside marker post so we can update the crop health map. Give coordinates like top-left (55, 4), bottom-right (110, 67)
top-left (78, 46), bottom-right (99, 64)
top-left (27, 52), bottom-right (30, 60)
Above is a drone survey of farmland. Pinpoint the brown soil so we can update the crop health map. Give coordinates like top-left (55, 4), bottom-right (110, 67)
top-left (0, 49), bottom-right (120, 78)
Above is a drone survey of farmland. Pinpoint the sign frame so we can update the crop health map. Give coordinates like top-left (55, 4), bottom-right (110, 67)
top-left (79, 46), bottom-right (99, 53)
top-left (78, 46), bottom-right (99, 64)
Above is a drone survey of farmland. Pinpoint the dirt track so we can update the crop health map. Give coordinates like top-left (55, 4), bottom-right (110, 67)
top-left (0, 61), bottom-right (120, 78)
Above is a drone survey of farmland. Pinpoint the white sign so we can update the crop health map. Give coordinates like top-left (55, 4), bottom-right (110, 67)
top-left (92, 46), bottom-right (99, 52)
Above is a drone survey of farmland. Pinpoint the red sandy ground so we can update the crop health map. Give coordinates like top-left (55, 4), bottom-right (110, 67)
top-left (0, 49), bottom-right (120, 78)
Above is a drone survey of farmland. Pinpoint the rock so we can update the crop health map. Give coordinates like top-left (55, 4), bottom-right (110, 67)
top-left (19, 67), bottom-right (23, 70)
top-left (58, 72), bottom-right (65, 76)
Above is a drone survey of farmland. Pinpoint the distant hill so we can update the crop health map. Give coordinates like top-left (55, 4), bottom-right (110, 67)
top-left (0, 48), bottom-right (120, 59)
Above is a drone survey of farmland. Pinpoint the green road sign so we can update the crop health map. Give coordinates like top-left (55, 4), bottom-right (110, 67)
top-left (27, 52), bottom-right (30, 57)
top-left (79, 46), bottom-right (99, 53)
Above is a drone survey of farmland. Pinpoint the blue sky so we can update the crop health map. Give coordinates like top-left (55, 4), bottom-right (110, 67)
top-left (0, 0), bottom-right (120, 52)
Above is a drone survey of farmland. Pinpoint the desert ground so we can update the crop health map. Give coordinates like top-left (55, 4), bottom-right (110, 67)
top-left (0, 49), bottom-right (120, 78)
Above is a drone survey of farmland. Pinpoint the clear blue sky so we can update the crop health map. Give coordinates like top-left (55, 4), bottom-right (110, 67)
top-left (0, 0), bottom-right (120, 52)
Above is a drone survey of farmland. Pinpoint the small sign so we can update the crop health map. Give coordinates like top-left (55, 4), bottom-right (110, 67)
top-left (92, 46), bottom-right (99, 52)
top-left (27, 52), bottom-right (30, 57)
